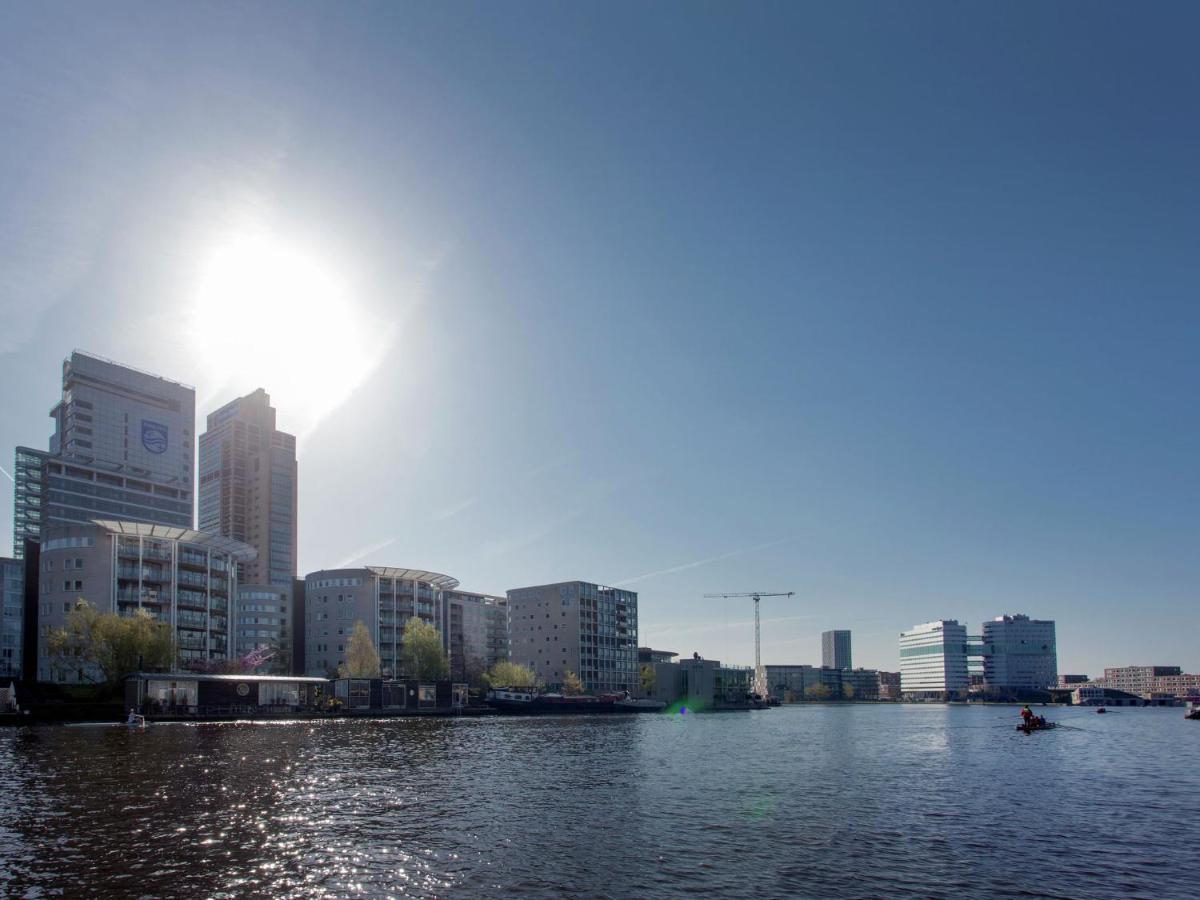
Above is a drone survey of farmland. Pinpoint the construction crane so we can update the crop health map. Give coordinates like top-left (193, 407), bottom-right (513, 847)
top-left (702, 591), bottom-right (795, 697)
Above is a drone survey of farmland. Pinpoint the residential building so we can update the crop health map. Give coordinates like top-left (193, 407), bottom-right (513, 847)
top-left (198, 389), bottom-right (297, 589)
top-left (506, 581), bottom-right (638, 695)
top-left (822, 629), bottom-right (852, 669)
top-left (13, 352), bottom-right (195, 557)
top-left (981, 614), bottom-right (1057, 691)
top-left (899, 620), bottom-right (969, 699)
top-left (441, 589), bottom-right (509, 682)
top-left (303, 567), bottom-right (457, 678)
top-left (1, 557), bottom-right (22, 678)
top-left (1072, 686), bottom-right (1144, 707)
top-left (35, 521), bottom-right (255, 682)
top-left (235, 584), bottom-right (292, 673)
top-left (1102, 666), bottom-right (1181, 695)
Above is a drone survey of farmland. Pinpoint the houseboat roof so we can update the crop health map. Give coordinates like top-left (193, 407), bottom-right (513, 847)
top-left (125, 672), bottom-right (330, 684)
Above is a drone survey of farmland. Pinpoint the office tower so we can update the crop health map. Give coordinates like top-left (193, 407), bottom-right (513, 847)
top-left (506, 581), bottom-right (639, 695)
top-left (899, 620), bottom-right (969, 699)
top-left (822, 629), bottom-right (852, 669)
top-left (12, 351), bottom-right (195, 557)
top-left (198, 389), bottom-right (297, 588)
top-left (303, 567), bottom-right (457, 677)
top-left (981, 614), bottom-right (1058, 691)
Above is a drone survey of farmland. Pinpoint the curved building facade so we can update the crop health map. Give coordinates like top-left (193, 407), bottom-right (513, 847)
top-left (304, 567), bottom-right (459, 678)
top-left (37, 521), bottom-right (256, 681)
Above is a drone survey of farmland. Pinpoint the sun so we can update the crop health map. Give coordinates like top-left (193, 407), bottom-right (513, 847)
top-left (189, 234), bottom-right (392, 438)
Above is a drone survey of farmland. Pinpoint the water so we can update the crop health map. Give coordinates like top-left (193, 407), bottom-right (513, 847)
top-left (1, 705), bottom-right (1197, 898)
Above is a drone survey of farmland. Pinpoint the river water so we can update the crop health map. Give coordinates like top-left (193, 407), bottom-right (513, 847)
top-left (0, 704), bottom-right (1196, 898)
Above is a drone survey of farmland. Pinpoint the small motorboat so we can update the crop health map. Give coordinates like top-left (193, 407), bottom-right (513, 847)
top-left (1186, 703), bottom-right (1200, 721)
top-left (1096, 707), bottom-right (1107, 714)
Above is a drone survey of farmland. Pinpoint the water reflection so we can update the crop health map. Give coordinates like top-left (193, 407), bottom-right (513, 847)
top-left (0, 707), bottom-right (1196, 897)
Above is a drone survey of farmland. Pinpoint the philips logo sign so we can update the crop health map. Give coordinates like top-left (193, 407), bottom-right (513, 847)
top-left (141, 420), bottom-right (168, 454)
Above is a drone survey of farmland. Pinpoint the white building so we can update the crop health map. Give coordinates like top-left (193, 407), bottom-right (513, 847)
top-left (899, 620), bottom-right (969, 699)
top-left (981, 614), bottom-right (1057, 691)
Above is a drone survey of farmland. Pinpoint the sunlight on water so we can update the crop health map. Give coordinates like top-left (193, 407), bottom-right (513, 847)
top-left (0, 707), bottom-right (1196, 898)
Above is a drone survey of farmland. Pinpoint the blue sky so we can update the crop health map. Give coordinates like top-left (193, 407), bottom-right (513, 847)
top-left (1, 3), bottom-right (1196, 675)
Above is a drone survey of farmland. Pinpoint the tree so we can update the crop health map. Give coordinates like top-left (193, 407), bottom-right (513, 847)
top-left (639, 664), bottom-right (656, 696)
top-left (562, 670), bottom-right (584, 695)
top-left (804, 683), bottom-right (833, 701)
top-left (487, 660), bottom-right (540, 688)
top-left (344, 620), bottom-right (381, 678)
top-left (842, 682), bottom-right (856, 701)
top-left (398, 617), bottom-right (448, 681)
top-left (48, 600), bottom-right (174, 684)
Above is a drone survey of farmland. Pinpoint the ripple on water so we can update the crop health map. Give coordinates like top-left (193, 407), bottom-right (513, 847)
top-left (0, 708), bottom-right (1197, 897)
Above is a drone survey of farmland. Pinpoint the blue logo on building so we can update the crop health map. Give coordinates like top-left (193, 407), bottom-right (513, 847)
top-left (141, 420), bottom-right (168, 454)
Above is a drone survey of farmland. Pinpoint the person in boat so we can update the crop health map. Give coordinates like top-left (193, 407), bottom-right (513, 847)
top-left (1020, 705), bottom-right (1035, 726)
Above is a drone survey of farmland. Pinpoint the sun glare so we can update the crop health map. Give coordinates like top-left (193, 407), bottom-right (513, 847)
top-left (190, 234), bottom-right (393, 439)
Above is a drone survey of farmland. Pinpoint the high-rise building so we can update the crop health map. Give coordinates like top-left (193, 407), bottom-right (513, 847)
top-left (12, 352), bottom-right (196, 557)
top-left (441, 589), bottom-right (508, 682)
top-left (198, 389), bottom-right (297, 589)
top-left (35, 521), bottom-right (255, 682)
top-left (506, 581), bottom-right (638, 695)
top-left (303, 567), bottom-right (457, 678)
top-left (0, 557), bottom-right (23, 678)
top-left (899, 620), bottom-right (969, 699)
top-left (981, 614), bottom-right (1057, 691)
top-left (822, 629), bottom-right (852, 669)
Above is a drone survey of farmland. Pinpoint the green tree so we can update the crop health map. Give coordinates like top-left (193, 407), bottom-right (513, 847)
top-left (639, 664), bottom-right (656, 696)
top-left (842, 682), bottom-right (856, 701)
top-left (398, 617), bottom-right (448, 680)
top-left (487, 660), bottom-right (540, 688)
top-left (562, 670), bottom-right (584, 695)
top-left (344, 620), bottom-right (381, 678)
top-left (804, 683), bottom-right (833, 701)
top-left (48, 600), bottom-right (174, 684)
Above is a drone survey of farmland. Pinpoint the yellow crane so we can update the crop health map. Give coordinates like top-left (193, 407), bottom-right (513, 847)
top-left (702, 591), bottom-right (795, 697)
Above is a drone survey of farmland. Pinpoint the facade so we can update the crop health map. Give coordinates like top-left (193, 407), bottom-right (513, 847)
top-left (1101, 666), bottom-right (1181, 695)
top-left (441, 589), bottom-right (509, 682)
top-left (506, 581), bottom-right (638, 695)
top-left (765, 664), bottom-right (818, 700)
top-left (1058, 674), bottom-right (1090, 688)
top-left (1, 557), bottom-right (22, 678)
top-left (638, 647), bottom-right (679, 665)
top-left (1071, 686), bottom-right (1143, 707)
top-left (651, 656), bottom-right (754, 709)
top-left (235, 584), bottom-right (292, 673)
top-left (303, 567), bottom-right (457, 678)
top-left (878, 670), bottom-right (901, 701)
top-left (981, 614), bottom-right (1057, 691)
top-left (841, 667), bottom-right (881, 700)
top-left (36, 521), bottom-right (255, 682)
top-left (198, 389), bottom-right (297, 589)
top-left (13, 352), bottom-right (195, 558)
top-left (821, 629), bottom-right (852, 669)
top-left (899, 620), bottom-right (969, 699)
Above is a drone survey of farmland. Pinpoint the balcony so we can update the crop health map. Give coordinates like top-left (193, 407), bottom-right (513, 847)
top-left (178, 551), bottom-right (207, 569)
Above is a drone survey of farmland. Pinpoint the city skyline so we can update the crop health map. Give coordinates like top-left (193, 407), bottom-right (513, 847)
top-left (2, 5), bottom-right (1197, 678)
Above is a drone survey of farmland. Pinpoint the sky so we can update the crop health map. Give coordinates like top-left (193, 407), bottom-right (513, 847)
top-left (0, 2), bottom-right (1197, 676)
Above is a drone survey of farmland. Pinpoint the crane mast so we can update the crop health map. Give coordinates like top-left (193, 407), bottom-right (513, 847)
top-left (702, 591), bottom-right (795, 698)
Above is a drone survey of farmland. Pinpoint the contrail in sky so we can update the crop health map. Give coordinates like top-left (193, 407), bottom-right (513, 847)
top-left (334, 536), bottom-right (397, 569)
top-left (0, 464), bottom-right (13, 483)
top-left (612, 537), bottom-right (793, 587)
